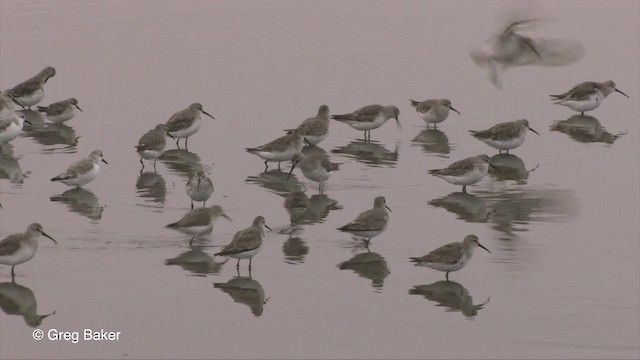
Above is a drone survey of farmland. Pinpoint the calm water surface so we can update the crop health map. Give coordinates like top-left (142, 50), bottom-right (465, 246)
top-left (0, 1), bottom-right (638, 358)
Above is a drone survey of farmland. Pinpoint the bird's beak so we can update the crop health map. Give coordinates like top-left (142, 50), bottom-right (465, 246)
top-left (264, 224), bottom-right (272, 231)
top-left (42, 232), bottom-right (58, 244)
top-left (385, 205), bottom-right (392, 212)
top-left (10, 96), bottom-right (24, 108)
top-left (449, 106), bottom-right (461, 115)
top-left (287, 163), bottom-right (297, 180)
top-left (528, 126), bottom-right (540, 136)
top-left (222, 214), bottom-right (232, 221)
top-left (487, 160), bottom-right (500, 172)
top-left (615, 88), bottom-right (629, 98)
top-left (478, 243), bottom-right (491, 254)
top-left (102, 159), bottom-right (109, 164)
top-left (75, 105), bottom-right (83, 112)
top-left (24, 119), bottom-right (32, 125)
top-left (203, 110), bottom-right (215, 120)
top-left (395, 117), bottom-right (402, 130)
top-left (166, 131), bottom-right (175, 139)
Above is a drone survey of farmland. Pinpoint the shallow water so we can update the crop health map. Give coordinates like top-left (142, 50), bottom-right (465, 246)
top-left (0, 0), bottom-right (639, 358)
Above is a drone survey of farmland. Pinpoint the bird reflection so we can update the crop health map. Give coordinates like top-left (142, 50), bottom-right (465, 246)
top-left (20, 110), bottom-right (79, 151)
top-left (159, 148), bottom-right (203, 177)
top-left (428, 192), bottom-right (491, 223)
top-left (331, 140), bottom-right (399, 167)
top-left (281, 226), bottom-right (309, 265)
top-left (165, 246), bottom-right (226, 275)
top-left (0, 150), bottom-right (29, 184)
top-left (213, 273), bottom-right (267, 316)
top-left (488, 153), bottom-right (537, 183)
top-left (284, 191), bottom-right (341, 225)
top-left (411, 128), bottom-right (451, 155)
top-left (477, 187), bottom-right (579, 240)
top-left (550, 115), bottom-right (626, 145)
top-left (301, 144), bottom-right (328, 157)
top-left (470, 15), bottom-right (585, 88)
top-left (50, 188), bottom-right (104, 221)
top-left (246, 169), bottom-right (304, 195)
top-left (338, 250), bottom-right (390, 291)
top-left (136, 171), bottom-right (167, 204)
top-left (409, 280), bottom-right (489, 319)
top-left (0, 280), bottom-right (55, 327)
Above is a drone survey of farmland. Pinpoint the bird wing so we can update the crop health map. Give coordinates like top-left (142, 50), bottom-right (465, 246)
top-left (165, 109), bottom-right (193, 131)
top-left (415, 100), bottom-right (435, 114)
top-left (550, 82), bottom-right (595, 101)
top-left (136, 129), bottom-right (165, 150)
top-left (9, 80), bottom-right (40, 97)
top-left (332, 105), bottom-right (382, 123)
top-left (411, 243), bottom-right (462, 264)
top-left (0, 234), bottom-right (22, 256)
top-left (52, 158), bottom-right (94, 180)
top-left (217, 227), bottom-right (261, 255)
top-left (339, 209), bottom-right (385, 231)
top-left (170, 208), bottom-right (210, 228)
top-left (42, 101), bottom-right (68, 116)
top-left (0, 117), bottom-right (13, 132)
top-left (247, 133), bottom-right (296, 153)
top-left (429, 158), bottom-right (475, 177)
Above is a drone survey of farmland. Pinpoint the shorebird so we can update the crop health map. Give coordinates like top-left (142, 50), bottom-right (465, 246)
top-left (337, 196), bottom-right (390, 245)
top-left (165, 205), bottom-right (231, 246)
top-left (287, 152), bottom-right (337, 194)
top-left (165, 103), bottom-right (215, 149)
top-left (186, 170), bottom-right (214, 209)
top-left (135, 124), bottom-right (169, 171)
top-left (550, 81), bottom-right (628, 115)
top-left (0, 112), bottom-right (29, 154)
top-left (36, 98), bottom-right (82, 123)
top-left (429, 154), bottom-right (498, 193)
top-left (409, 99), bottom-right (460, 128)
top-left (0, 92), bottom-right (23, 119)
top-left (215, 216), bottom-right (271, 269)
top-left (410, 234), bottom-right (490, 281)
top-left (469, 119), bottom-right (540, 154)
top-left (331, 104), bottom-right (400, 142)
top-left (0, 223), bottom-right (57, 278)
top-left (284, 105), bottom-right (330, 146)
top-left (5, 67), bottom-right (56, 109)
top-left (246, 128), bottom-right (304, 172)
top-left (50, 150), bottom-right (108, 188)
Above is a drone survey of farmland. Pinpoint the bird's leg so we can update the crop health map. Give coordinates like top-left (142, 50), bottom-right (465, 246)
top-left (462, 185), bottom-right (467, 193)
top-left (175, 138), bottom-right (181, 148)
top-left (153, 159), bottom-right (157, 173)
top-left (249, 258), bottom-right (252, 270)
top-left (11, 266), bottom-right (15, 279)
top-left (189, 236), bottom-right (195, 246)
top-left (140, 158), bottom-right (144, 167)
top-left (191, 200), bottom-right (194, 209)
top-left (277, 162), bottom-right (282, 171)
top-left (446, 272), bottom-right (449, 281)
top-left (263, 160), bottom-right (269, 172)
top-left (236, 259), bottom-right (240, 269)
top-left (202, 200), bottom-right (206, 208)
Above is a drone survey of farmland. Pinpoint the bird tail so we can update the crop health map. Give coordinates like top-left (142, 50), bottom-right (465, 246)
top-left (36, 106), bottom-right (48, 113)
top-left (409, 99), bottom-right (420, 108)
top-left (165, 222), bottom-right (179, 229)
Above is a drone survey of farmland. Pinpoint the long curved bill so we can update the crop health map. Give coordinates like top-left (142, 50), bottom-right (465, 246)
top-left (478, 242), bottom-right (491, 254)
top-left (615, 88), bottom-right (629, 98)
top-left (203, 110), bottom-right (215, 120)
top-left (42, 231), bottom-right (58, 244)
